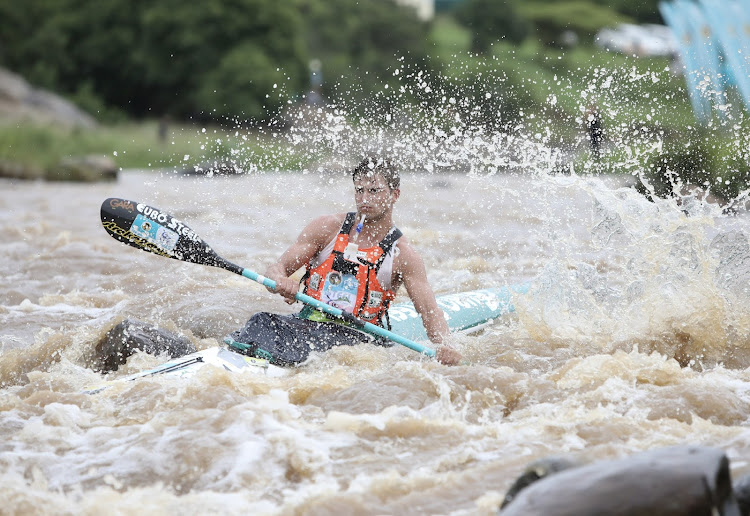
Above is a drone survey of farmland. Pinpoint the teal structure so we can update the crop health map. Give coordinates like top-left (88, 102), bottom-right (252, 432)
top-left (388, 285), bottom-right (530, 341)
top-left (659, 0), bottom-right (750, 124)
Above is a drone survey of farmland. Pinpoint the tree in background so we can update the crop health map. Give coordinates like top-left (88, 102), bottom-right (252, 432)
top-left (302, 0), bottom-right (430, 112)
top-left (0, 0), bottom-right (664, 124)
top-left (137, 0), bottom-right (307, 121)
top-left (453, 0), bottom-right (638, 50)
top-left (0, 0), bottom-right (308, 122)
top-left (454, 0), bottom-right (530, 54)
top-left (598, 0), bottom-right (664, 24)
top-left (518, 1), bottom-right (633, 47)
top-left (0, 0), bottom-right (432, 123)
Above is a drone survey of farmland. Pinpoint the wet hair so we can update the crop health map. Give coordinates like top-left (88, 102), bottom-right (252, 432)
top-left (351, 157), bottom-right (400, 190)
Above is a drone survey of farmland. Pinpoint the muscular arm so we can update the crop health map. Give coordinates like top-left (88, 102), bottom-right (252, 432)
top-left (397, 242), bottom-right (462, 365)
top-left (264, 214), bottom-right (343, 303)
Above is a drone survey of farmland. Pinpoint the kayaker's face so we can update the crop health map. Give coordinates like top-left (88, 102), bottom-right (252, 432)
top-left (354, 173), bottom-right (399, 221)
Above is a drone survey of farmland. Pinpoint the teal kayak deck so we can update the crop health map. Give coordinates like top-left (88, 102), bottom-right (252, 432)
top-left (389, 284), bottom-right (530, 341)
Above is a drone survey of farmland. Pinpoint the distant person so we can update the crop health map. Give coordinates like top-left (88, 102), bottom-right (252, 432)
top-left (306, 86), bottom-right (324, 106)
top-left (584, 102), bottom-right (604, 159)
top-left (158, 115), bottom-right (170, 143)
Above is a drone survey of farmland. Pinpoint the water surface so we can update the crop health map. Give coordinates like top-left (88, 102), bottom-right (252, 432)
top-left (1, 169), bottom-right (749, 515)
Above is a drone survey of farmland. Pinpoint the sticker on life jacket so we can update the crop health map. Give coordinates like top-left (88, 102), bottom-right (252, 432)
top-left (367, 291), bottom-right (382, 308)
top-left (308, 272), bottom-right (321, 291)
top-left (322, 271), bottom-right (359, 312)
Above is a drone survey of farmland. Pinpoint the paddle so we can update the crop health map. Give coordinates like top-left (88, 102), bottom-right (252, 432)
top-left (100, 197), bottom-right (436, 358)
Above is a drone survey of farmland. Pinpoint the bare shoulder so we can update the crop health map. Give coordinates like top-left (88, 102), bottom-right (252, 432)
top-left (394, 236), bottom-right (426, 274)
top-left (306, 212), bottom-right (347, 231)
top-left (301, 212), bottom-right (347, 245)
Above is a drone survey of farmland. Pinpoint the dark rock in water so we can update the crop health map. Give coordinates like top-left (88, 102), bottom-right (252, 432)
top-left (0, 159), bottom-right (45, 180)
top-left (0, 155), bottom-right (117, 182)
top-left (179, 160), bottom-right (244, 176)
top-left (500, 446), bottom-right (740, 516)
top-left (733, 473), bottom-right (750, 516)
top-left (94, 319), bottom-right (197, 373)
top-left (501, 456), bottom-right (578, 509)
top-left (47, 155), bottom-right (118, 182)
top-left (429, 179), bottom-right (453, 189)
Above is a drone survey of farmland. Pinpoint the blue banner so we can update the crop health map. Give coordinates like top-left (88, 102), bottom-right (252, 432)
top-left (698, 0), bottom-right (750, 109)
top-left (659, 1), bottom-right (713, 123)
top-left (684, 0), bottom-right (728, 120)
top-left (660, 0), bottom-right (750, 123)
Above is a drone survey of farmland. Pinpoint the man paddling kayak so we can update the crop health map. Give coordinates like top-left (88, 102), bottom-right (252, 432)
top-left (94, 158), bottom-right (461, 372)
top-left (231, 157), bottom-right (462, 365)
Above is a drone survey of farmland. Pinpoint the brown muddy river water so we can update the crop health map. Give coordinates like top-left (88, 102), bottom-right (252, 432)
top-left (1, 169), bottom-right (749, 515)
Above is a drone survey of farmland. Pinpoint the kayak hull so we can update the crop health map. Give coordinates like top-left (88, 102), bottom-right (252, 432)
top-left (83, 285), bottom-right (527, 394)
top-left (83, 347), bottom-right (287, 393)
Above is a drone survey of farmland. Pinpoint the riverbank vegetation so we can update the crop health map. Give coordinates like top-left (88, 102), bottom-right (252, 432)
top-left (0, 121), bottom-right (309, 176)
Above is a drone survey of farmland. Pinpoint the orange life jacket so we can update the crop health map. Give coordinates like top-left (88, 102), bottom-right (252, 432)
top-left (302, 212), bottom-right (402, 328)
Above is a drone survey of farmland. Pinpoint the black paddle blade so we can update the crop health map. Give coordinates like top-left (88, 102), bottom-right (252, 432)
top-left (100, 198), bottom-right (242, 274)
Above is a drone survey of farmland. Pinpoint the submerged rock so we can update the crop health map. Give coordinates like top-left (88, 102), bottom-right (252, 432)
top-left (94, 319), bottom-right (197, 373)
top-left (0, 159), bottom-right (44, 180)
top-left (733, 473), bottom-right (750, 516)
top-left (0, 155), bottom-right (117, 182)
top-left (178, 160), bottom-right (245, 176)
top-left (500, 446), bottom-right (741, 516)
top-left (501, 456), bottom-right (578, 509)
top-left (47, 155), bottom-right (118, 182)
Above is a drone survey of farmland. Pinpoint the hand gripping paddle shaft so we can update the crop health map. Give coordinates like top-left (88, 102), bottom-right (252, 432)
top-left (100, 198), bottom-right (436, 357)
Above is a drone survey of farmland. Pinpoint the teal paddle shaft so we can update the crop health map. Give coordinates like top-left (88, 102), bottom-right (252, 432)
top-left (241, 268), bottom-right (436, 357)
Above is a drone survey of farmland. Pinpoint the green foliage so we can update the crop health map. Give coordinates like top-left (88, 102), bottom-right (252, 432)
top-left (713, 158), bottom-right (750, 203)
top-left (195, 42), bottom-right (288, 122)
top-left (641, 140), bottom-right (711, 199)
top-left (0, 0), bottom-right (308, 121)
top-left (594, 0), bottom-right (664, 24)
top-left (700, 124), bottom-right (750, 203)
top-left (136, 0), bottom-right (307, 119)
top-left (392, 53), bottom-right (535, 133)
top-left (0, 121), bottom-right (310, 175)
top-left (455, 0), bottom-right (530, 53)
top-left (627, 124), bottom-right (750, 204)
top-left (0, 1), bottom-right (71, 89)
top-left (4, 0), bottom-right (746, 205)
top-left (69, 82), bottom-right (127, 123)
top-left (453, 50), bottom-right (537, 129)
top-left (0, 122), bottom-right (194, 170)
top-left (0, 0), bottom-right (433, 122)
top-left (428, 14), bottom-right (473, 54)
top-left (303, 0), bottom-right (430, 111)
top-left (518, 1), bottom-right (633, 46)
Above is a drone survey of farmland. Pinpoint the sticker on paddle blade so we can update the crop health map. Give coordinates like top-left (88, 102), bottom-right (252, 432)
top-left (101, 197), bottom-right (243, 273)
top-left (130, 214), bottom-right (179, 252)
